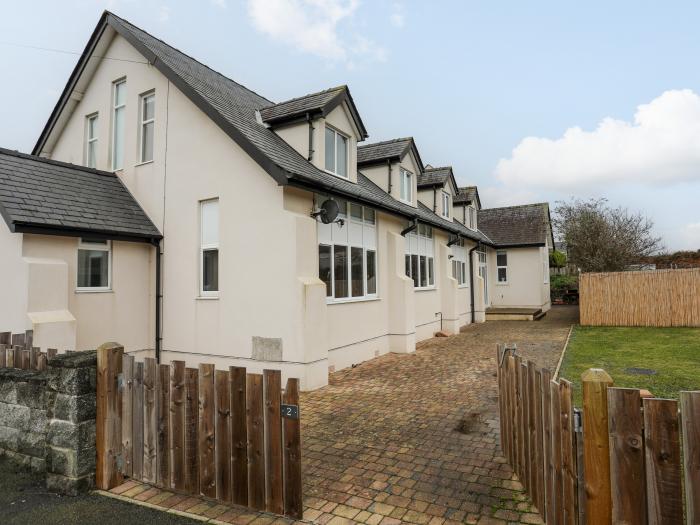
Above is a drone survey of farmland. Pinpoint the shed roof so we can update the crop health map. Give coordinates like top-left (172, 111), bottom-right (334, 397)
top-left (478, 203), bottom-right (553, 247)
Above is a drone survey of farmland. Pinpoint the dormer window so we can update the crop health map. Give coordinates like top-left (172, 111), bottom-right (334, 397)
top-left (468, 205), bottom-right (477, 230)
top-left (441, 191), bottom-right (450, 218)
top-left (324, 126), bottom-right (348, 178)
top-left (400, 169), bottom-right (413, 203)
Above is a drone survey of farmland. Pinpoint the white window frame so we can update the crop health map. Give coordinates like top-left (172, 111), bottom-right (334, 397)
top-left (112, 79), bottom-right (126, 171)
top-left (139, 91), bottom-right (155, 164)
top-left (76, 239), bottom-right (112, 292)
top-left (467, 205), bottom-right (477, 230)
top-left (399, 169), bottom-right (413, 204)
top-left (497, 249), bottom-right (508, 284)
top-left (405, 223), bottom-right (435, 290)
top-left (441, 191), bottom-right (450, 218)
top-left (451, 240), bottom-right (469, 288)
top-left (200, 199), bottom-right (220, 297)
top-left (317, 198), bottom-right (378, 303)
top-left (324, 126), bottom-right (349, 179)
top-left (86, 113), bottom-right (98, 169)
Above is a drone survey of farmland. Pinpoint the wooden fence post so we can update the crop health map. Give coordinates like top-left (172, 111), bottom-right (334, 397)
top-left (680, 391), bottom-right (700, 523)
top-left (283, 377), bottom-right (303, 520)
top-left (143, 357), bottom-right (157, 483)
top-left (215, 369), bottom-right (232, 502)
top-left (96, 342), bottom-right (124, 490)
top-left (198, 363), bottom-right (216, 498)
top-left (581, 368), bottom-right (613, 524)
top-left (559, 379), bottom-right (576, 525)
top-left (184, 367), bottom-right (200, 495)
top-left (170, 361), bottom-right (186, 491)
top-left (121, 355), bottom-right (134, 479)
top-left (230, 367), bottom-right (248, 507)
top-left (247, 373), bottom-right (265, 510)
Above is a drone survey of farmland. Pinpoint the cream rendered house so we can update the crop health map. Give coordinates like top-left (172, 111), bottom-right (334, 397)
top-left (0, 12), bottom-right (552, 390)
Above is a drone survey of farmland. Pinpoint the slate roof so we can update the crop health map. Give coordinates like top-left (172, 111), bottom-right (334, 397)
top-left (417, 166), bottom-right (453, 188)
top-left (357, 138), bottom-right (419, 166)
top-left (0, 148), bottom-right (161, 241)
top-left (259, 86), bottom-right (367, 138)
top-left (478, 203), bottom-right (552, 247)
top-left (454, 186), bottom-right (480, 207)
top-left (32, 12), bottom-right (492, 245)
top-left (416, 202), bottom-right (492, 244)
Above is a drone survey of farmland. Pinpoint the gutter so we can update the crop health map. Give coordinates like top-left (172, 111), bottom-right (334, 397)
top-left (469, 241), bottom-right (481, 324)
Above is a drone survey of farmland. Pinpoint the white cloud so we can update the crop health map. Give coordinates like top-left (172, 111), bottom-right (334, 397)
top-left (478, 185), bottom-right (539, 209)
top-left (246, 0), bottom-right (386, 66)
top-left (495, 89), bottom-right (700, 192)
top-left (678, 222), bottom-right (700, 250)
top-left (390, 2), bottom-right (404, 27)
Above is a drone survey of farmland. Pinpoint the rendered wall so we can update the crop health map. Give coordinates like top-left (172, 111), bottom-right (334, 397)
top-left (488, 246), bottom-right (551, 310)
top-left (0, 225), bottom-right (29, 334)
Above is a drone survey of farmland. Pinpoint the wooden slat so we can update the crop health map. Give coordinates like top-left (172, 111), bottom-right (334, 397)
top-left (121, 355), bottom-right (134, 478)
top-left (247, 373), bottom-right (265, 510)
top-left (157, 364), bottom-right (170, 488)
top-left (29, 347), bottom-right (38, 370)
top-left (574, 409), bottom-right (586, 525)
top-left (21, 349), bottom-right (29, 370)
top-left (506, 354), bottom-right (517, 467)
top-left (170, 361), bottom-right (186, 491)
top-left (184, 367), bottom-right (200, 495)
top-left (7, 345), bottom-right (14, 368)
top-left (198, 363), bottom-right (216, 498)
top-left (96, 343), bottom-right (124, 490)
top-left (0, 332), bottom-right (10, 346)
top-left (47, 348), bottom-right (57, 361)
top-left (13, 346), bottom-right (21, 369)
top-left (550, 379), bottom-right (563, 525)
top-left (496, 345), bottom-right (506, 457)
top-left (527, 361), bottom-right (537, 504)
top-left (132, 362), bottom-right (144, 480)
top-left (143, 357), bottom-right (157, 483)
top-left (559, 379), bottom-right (576, 525)
top-left (607, 388), bottom-right (646, 524)
top-left (37, 352), bottom-right (47, 371)
top-left (644, 398), bottom-right (683, 524)
top-left (541, 368), bottom-right (554, 524)
top-left (0, 344), bottom-right (6, 368)
top-left (534, 368), bottom-right (544, 514)
top-left (680, 391), bottom-right (700, 524)
top-left (215, 369), bottom-right (231, 502)
top-left (12, 333), bottom-right (25, 348)
top-left (230, 366), bottom-right (248, 507)
top-left (264, 370), bottom-right (283, 514)
top-left (24, 330), bottom-right (33, 349)
top-left (283, 377), bottom-right (303, 520)
top-left (521, 362), bottom-right (531, 493)
top-left (513, 354), bottom-right (523, 477)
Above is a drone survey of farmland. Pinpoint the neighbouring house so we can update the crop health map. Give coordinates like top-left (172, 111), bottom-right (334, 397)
top-left (0, 11), bottom-right (552, 390)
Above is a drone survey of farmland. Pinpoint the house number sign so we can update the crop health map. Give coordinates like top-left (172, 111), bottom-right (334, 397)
top-left (281, 404), bottom-right (299, 420)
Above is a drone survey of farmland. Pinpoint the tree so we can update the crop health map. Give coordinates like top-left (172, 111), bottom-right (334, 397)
top-left (549, 250), bottom-right (567, 268)
top-left (552, 198), bottom-right (663, 272)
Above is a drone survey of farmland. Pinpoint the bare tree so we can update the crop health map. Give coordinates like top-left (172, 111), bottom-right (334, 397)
top-left (553, 198), bottom-right (663, 272)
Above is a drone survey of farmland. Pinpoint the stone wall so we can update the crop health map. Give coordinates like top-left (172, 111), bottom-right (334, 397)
top-left (0, 350), bottom-right (97, 495)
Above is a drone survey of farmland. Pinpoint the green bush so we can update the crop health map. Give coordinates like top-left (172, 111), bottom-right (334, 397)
top-left (551, 274), bottom-right (578, 291)
top-left (549, 250), bottom-right (567, 268)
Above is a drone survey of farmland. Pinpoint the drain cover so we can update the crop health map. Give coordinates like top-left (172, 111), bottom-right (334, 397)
top-left (624, 367), bottom-right (657, 376)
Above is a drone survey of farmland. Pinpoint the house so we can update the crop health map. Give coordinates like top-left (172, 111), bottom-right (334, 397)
top-left (0, 11), bottom-right (552, 390)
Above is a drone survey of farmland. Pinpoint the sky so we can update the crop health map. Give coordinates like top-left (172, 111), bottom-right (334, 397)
top-left (1, 0), bottom-right (699, 251)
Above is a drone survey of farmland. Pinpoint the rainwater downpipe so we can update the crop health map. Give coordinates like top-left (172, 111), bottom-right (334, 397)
top-left (307, 113), bottom-right (314, 161)
top-left (387, 159), bottom-right (392, 194)
top-left (153, 239), bottom-right (162, 363)
top-left (469, 241), bottom-right (481, 324)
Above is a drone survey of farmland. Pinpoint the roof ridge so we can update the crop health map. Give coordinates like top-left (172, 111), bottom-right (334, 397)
top-left (0, 147), bottom-right (117, 178)
top-left (423, 166), bottom-right (452, 172)
top-left (481, 202), bottom-right (549, 211)
top-left (106, 11), bottom-right (274, 106)
top-left (358, 137), bottom-right (413, 149)
top-left (260, 85), bottom-right (347, 110)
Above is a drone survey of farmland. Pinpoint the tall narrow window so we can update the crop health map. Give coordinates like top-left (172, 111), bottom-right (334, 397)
top-left (497, 250), bottom-right (508, 283)
top-left (77, 239), bottom-right (111, 290)
top-left (351, 247), bottom-right (364, 297)
top-left (334, 245), bottom-right (348, 298)
top-left (405, 223), bottom-right (435, 289)
top-left (112, 80), bottom-right (126, 170)
top-left (200, 199), bottom-right (219, 295)
top-left (319, 245), bottom-right (332, 296)
top-left (86, 114), bottom-right (98, 169)
top-left (140, 92), bottom-right (155, 163)
top-left (366, 250), bottom-right (377, 294)
top-left (441, 192), bottom-right (450, 218)
top-left (468, 206), bottom-right (477, 230)
top-left (400, 169), bottom-right (413, 203)
top-left (324, 127), bottom-right (348, 178)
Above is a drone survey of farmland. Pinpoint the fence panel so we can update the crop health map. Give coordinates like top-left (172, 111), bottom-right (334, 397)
top-left (199, 363), bottom-right (216, 498)
top-left (170, 361), bottom-right (186, 491)
top-left (215, 369), bottom-right (231, 503)
top-left (580, 268), bottom-right (700, 327)
top-left (184, 367), bottom-right (200, 495)
top-left (680, 391), bottom-right (700, 524)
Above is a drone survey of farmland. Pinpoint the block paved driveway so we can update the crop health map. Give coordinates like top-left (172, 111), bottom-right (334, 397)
top-left (300, 306), bottom-right (578, 525)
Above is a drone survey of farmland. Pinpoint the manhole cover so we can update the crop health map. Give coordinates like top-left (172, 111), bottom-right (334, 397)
top-left (624, 367), bottom-right (657, 376)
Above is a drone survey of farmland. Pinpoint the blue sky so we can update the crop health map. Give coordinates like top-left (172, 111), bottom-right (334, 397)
top-left (1, 0), bottom-right (699, 250)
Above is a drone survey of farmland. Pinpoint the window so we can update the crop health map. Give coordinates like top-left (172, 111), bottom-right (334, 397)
top-left (200, 199), bottom-right (219, 295)
top-left (497, 250), bottom-right (508, 283)
top-left (77, 239), bottom-right (111, 290)
top-left (451, 240), bottom-right (468, 286)
top-left (112, 80), bottom-right (126, 170)
top-left (317, 197), bottom-right (377, 301)
top-left (86, 114), bottom-right (98, 169)
top-left (140, 92), bottom-right (155, 163)
top-left (441, 192), bottom-right (450, 218)
top-left (405, 223), bottom-right (435, 288)
top-left (399, 169), bottom-right (413, 203)
top-left (324, 127), bottom-right (348, 178)
top-left (468, 205), bottom-right (477, 230)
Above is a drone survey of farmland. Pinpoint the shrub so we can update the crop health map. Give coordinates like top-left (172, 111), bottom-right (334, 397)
top-left (549, 250), bottom-right (567, 268)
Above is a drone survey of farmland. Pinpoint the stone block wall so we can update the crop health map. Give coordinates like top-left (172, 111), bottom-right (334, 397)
top-left (0, 350), bottom-right (97, 495)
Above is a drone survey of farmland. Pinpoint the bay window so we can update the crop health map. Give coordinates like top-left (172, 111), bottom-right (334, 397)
top-left (77, 239), bottom-right (111, 291)
top-left (497, 250), bottom-right (508, 283)
top-left (112, 79), bottom-right (126, 170)
top-left (317, 197), bottom-right (377, 301)
top-left (324, 127), bottom-right (348, 178)
top-left (405, 223), bottom-right (435, 289)
top-left (200, 199), bottom-right (219, 295)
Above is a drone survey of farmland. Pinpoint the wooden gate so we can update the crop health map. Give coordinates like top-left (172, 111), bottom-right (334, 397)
top-left (96, 343), bottom-right (303, 519)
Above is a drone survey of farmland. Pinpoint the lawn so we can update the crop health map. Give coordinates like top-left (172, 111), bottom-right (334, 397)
top-left (559, 325), bottom-right (700, 406)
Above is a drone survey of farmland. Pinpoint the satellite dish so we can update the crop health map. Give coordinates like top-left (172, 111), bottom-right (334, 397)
top-left (312, 199), bottom-right (340, 224)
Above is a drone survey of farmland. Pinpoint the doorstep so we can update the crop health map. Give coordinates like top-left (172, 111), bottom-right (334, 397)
top-left (97, 480), bottom-right (309, 525)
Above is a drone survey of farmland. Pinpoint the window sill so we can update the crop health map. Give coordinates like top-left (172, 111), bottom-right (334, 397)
top-left (496, 282), bottom-right (509, 286)
top-left (75, 288), bottom-right (113, 294)
top-left (135, 160), bottom-right (154, 167)
top-left (196, 295), bottom-right (219, 300)
top-left (458, 284), bottom-right (469, 289)
top-left (415, 286), bottom-right (436, 292)
top-left (326, 296), bottom-right (380, 305)
top-left (323, 169), bottom-right (352, 182)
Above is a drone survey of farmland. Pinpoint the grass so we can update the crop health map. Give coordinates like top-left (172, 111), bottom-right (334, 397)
top-left (559, 325), bottom-right (700, 406)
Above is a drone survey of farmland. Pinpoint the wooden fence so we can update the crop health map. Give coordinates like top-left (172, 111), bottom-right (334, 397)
top-left (0, 330), bottom-right (56, 371)
top-left (95, 343), bottom-right (303, 520)
top-left (580, 268), bottom-right (700, 327)
top-left (496, 344), bottom-right (700, 524)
